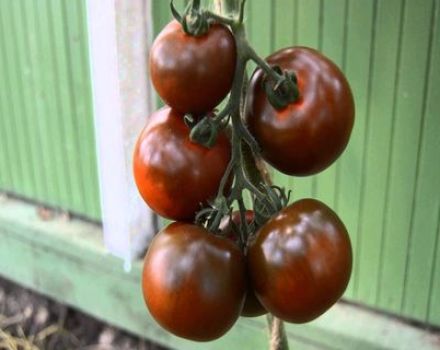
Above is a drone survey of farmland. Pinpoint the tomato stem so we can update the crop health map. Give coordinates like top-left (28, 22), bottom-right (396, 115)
top-left (188, 2), bottom-right (291, 350)
top-left (267, 314), bottom-right (290, 350)
top-left (192, 6), bottom-right (290, 240)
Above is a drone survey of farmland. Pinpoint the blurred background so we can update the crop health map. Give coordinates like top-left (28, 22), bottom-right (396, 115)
top-left (0, 0), bottom-right (439, 349)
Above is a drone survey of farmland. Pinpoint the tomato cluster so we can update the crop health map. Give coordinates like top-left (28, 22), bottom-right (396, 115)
top-left (133, 5), bottom-right (354, 343)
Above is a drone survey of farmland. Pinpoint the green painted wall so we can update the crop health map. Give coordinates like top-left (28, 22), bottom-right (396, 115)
top-left (152, 0), bottom-right (440, 327)
top-left (0, 0), bottom-right (100, 220)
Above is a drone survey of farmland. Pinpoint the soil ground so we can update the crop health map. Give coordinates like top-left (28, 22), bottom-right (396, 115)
top-left (0, 277), bottom-right (168, 350)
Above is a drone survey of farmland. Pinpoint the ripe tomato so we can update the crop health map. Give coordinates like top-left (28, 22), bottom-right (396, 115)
top-left (245, 47), bottom-right (355, 176)
top-left (150, 20), bottom-right (236, 114)
top-left (219, 210), bottom-right (267, 317)
top-left (248, 198), bottom-right (352, 323)
top-left (142, 222), bottom-right (246, 341)
top-left (133, 107), bottom-right (231, 220)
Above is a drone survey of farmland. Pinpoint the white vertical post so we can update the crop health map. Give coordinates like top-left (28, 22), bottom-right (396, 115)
top-left (86, 0), bottom-right (156, 269)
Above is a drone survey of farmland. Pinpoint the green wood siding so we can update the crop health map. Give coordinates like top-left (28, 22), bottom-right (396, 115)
top-left (0, 0), bottom-right (100, 220)
top-left (153, 0), bottom-right (440, 327)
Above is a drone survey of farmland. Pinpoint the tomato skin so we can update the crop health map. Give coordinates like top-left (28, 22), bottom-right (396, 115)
top-left (241, 287), bottom-right (267, 318)
top-left (133, 107), bottom-right (231, 220)
top-left (248, 198), bottom-right (352, 323)
top-left (245, 47), bottom-right (355, 176)
top-left (150, 20), bottom-right (236, 114)
top-left (219, 211), bottom-right (267, 317)
top-left (142, 222), bottom-right (246, 341)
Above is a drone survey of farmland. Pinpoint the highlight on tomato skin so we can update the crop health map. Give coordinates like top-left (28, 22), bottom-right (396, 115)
top-left (132, 107), bottom-right (231, 221)
top-left (150, 20), bottom-right (237, 115)
top-left (247, 198), bottom-right (352, 324)
top-left (141, 222), bottom-right (247, 342)
top-left (245, 46), bottom-right (355, 177)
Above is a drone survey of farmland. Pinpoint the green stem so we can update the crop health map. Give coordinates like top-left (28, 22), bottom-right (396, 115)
top-left (246, 44), bottom-right (283, 81)
top-left (213, 3), bottom-right (290, 350)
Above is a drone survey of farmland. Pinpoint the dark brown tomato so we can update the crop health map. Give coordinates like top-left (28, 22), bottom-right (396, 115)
top-left (142, 222), bottom-right (246, 341)
top-left (219, 210), bottom-right (267, 317)
top-left (248, 198), bottom-right (352, 323)
top-left (133, 107), bottom-right (231, 220)
top-left (245, 47), bottom-right (355, 176)
top-left (150, 20), bottom-right (236, 114)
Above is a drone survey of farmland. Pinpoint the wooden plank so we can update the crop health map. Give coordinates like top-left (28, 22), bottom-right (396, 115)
top-left (10, 0), bottom-right (46, 200)
top-left (247, 0), bottom-right (273, 57)
top-left (5, 0), bottom-right (39, 197)
top-left (63, 0), bottom-right (100, 219)
top-left (355, 0), bottom-right (403, 306)
top-left (296, 0), bottom-right (321, 49)
top-left (273, 0), bottom-right (296, 50)
top-left (271, 0), bottom-right (297, 197)
top-left (20, 0), bottom-right (63, 207)
top-left (428, 208), bottom-right (440, 326)
top-left (60, 0), bottom-right (89, 214)
top-left (401, 0), bottom-right (439, 321)
top-left (377, 0), bottom-right (433, 313)
top-left (0, 3), bottom-right (15, 191)
top-left (67, 0), bottom-right (100, 218)
top-left (0, 2), bottom-right (31, 196)
top-left (0, 197), bottom-right (439, 350)
top-left (24, 0), bottom-right (69, 209)
top-left (314, 0), bottom-right (347, 210)
top-left (290, 0), bottom-right (322, 200)
top-left (423, 0), bottom-right (440, 326)
top-left (34, 0), bottom-right (75, 209)
top-left (0, 0), bottom-right (100, 218)
top-left (335, 0), bottom-right (375, 299)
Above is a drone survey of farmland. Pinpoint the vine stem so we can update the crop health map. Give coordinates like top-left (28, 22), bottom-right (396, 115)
top-left (213, 1), bottom-right (290, 350)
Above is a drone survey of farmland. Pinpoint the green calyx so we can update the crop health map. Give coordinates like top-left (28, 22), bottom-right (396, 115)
top-left (170, 0), bottom-right (210, 36)
top-left (263, 66), bottom-right (299, 110)
top-left (253, 185), bottom-right (290, 228)
top-left (189, 113), bottom-right (222, 148)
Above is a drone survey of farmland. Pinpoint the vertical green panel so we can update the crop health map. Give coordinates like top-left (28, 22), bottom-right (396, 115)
top-left (247, 0), bottom-right (273, 57)
top-left (7, 0), bottom-right (41, 199)
top-left (78, 0), bottom-right (101, 218)
top-left (403, 0), bottom-right (440, 322)
top-left (290, 0), bottom-right (321, 201)
top-left (0, 2), bottom-right (31, 195)
top-left (152, 0), bottom-right (180, 38)
top-left (273, 0), bottom-right (296, 50)
top-left (355, 0), bottom-right (403, 305)
top-left (0, 8), bottom-right (16, 190)
top-left (61, 0), bottom-right (100, 218)
top-left (33, 0), bottom-right (75, 208)
top-left (12, 0), bottom-right (48, 200)
top-left (314, 0), bottom-right (348, 210)
top-left (271, 0), bottom-right (297, 198)
top-left (296, 0), bottom-right (320, 48)
top-left (428, 210), bottom-right (440, 325)
top-left (336, 0), bottom-right (375, 298)
top-left (0, 0), bottom-right (100, 220)
top-left (22, 0), bottom-right (61, 205)
top-left (377, 0), bottom-right (433, 313)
